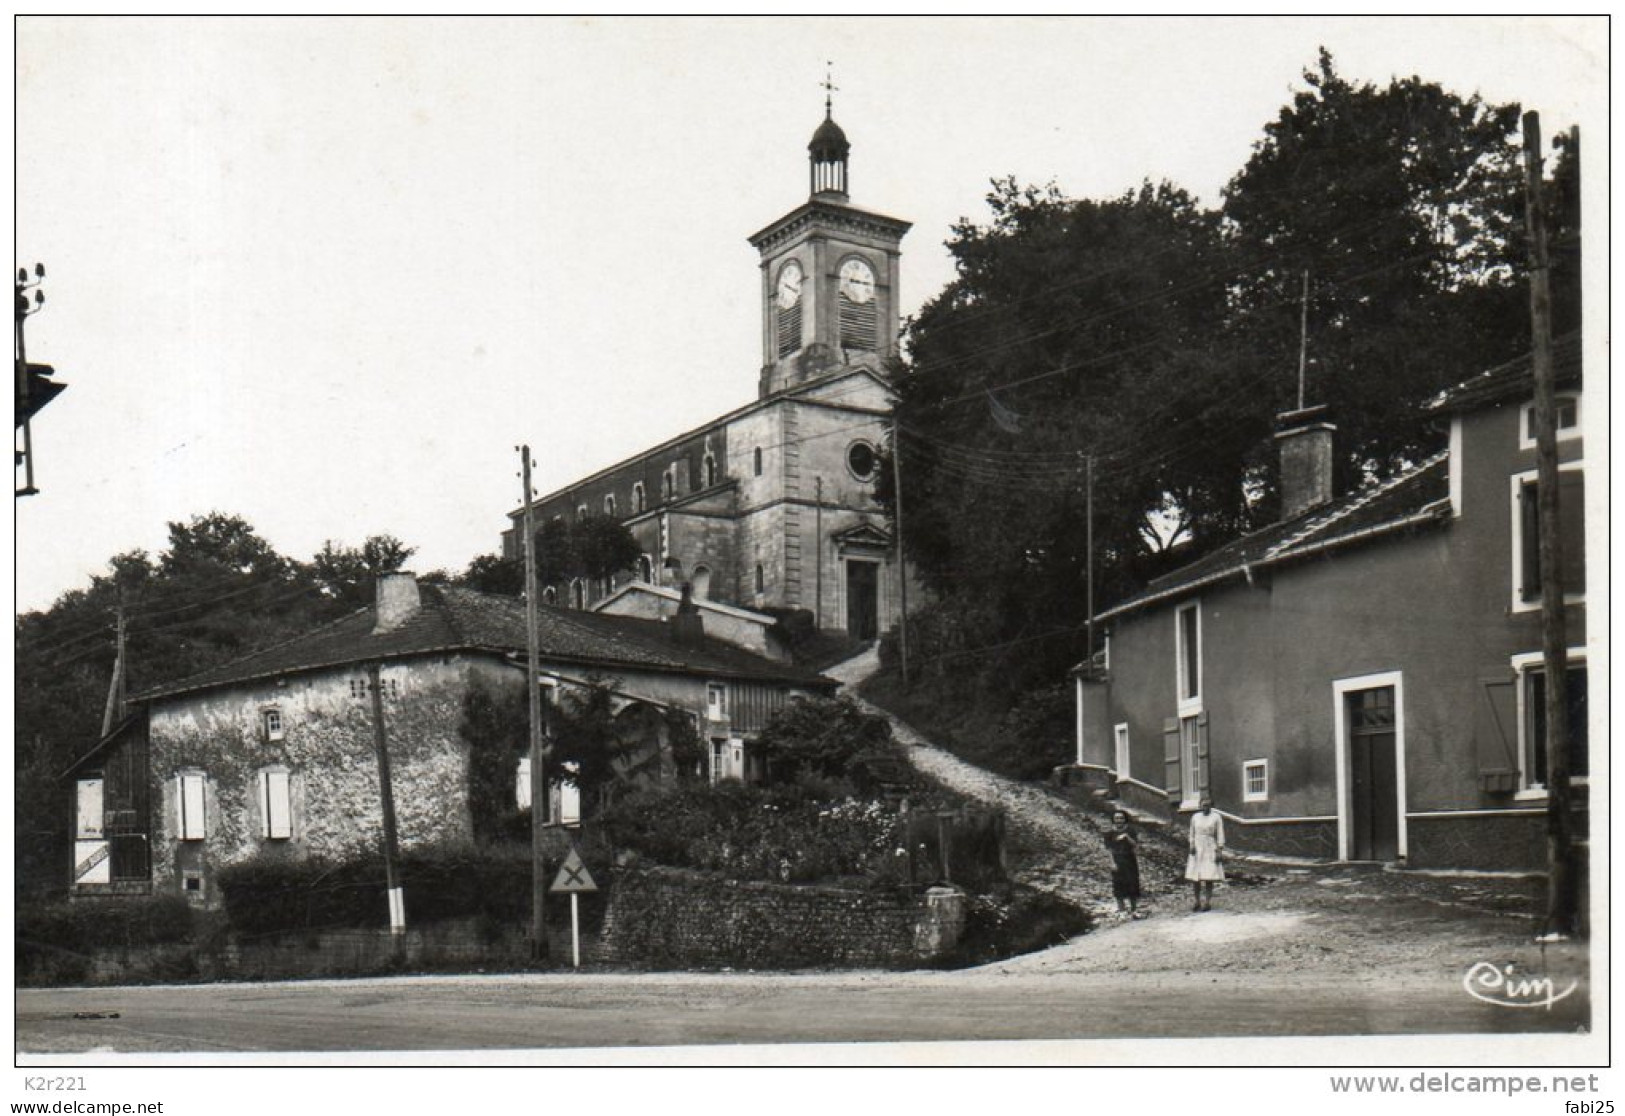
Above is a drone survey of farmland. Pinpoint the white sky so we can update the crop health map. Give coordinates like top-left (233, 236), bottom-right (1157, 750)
top-left (12, 16), bottom-right (1605, 614)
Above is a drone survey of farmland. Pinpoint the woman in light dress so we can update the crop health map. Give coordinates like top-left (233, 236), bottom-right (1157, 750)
top-left (1185, 796), bottom-right (1225, 911)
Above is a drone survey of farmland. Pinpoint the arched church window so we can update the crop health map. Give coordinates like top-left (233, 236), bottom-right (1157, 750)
top-left (637, 554), bottom-right (653, 583)
top-left (542, 585), bottom-right (557, 605)
top-left (633, 482), bottom-right (645, 513)
top-left (692, 565), bottom-right (712, 600)
top-left (661, 471), bottom-right (674, 503)
top-left (704, 454), bottom-right (718, 487)
top-left (604, 494), bottom-right (616, 517)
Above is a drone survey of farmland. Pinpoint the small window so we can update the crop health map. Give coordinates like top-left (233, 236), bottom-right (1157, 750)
top-left (753, 447), bottom-right (763, 477)
top-left (662, 472), bottom-right (674, 502)
top-left (704, 454), bottom-right (718, 487)
top-left (755, 564), bottom-right (764, 595)
top-left (176, 772), bottom-right (207, 841)
top-left (847, 441), bottom-right (878, 481)
top-left (1522, 394), bottom-right (1581, 448)
top-left (1243, 760), bottom-right (1269, 802)
top-left (637, 554), bottom-right (653, 583)
top-left (577, 504), bottom-right (589, 520)
top-left (542, 585), bottom-right (557, 604)
top-left (260, 768), bottom-right (292, 839)
top-left (1113, 724), bottom-right (1130, 780)
top-left (707, 682), bottom-right (728, 720)
top-left (604, 494), bottom-right (616, 516)
top-left (263, 709), bottom-right (284, 742)
top-left (632, 482), bottom-right (646, 514)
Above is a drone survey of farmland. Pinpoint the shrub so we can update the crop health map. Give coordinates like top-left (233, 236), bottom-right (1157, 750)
top-left (16, 893), bottom-right (197, 956)
top-left (934, 883), bottom-right (1092, 968)
top-left (755, 695), bottom-right (901, 783)
top-left (991, 683), bottom-right (1076, 781)
top-left (217, 839), bottom-right (602, 938)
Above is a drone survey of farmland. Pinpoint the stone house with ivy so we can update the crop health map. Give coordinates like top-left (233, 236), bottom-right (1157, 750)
top-left (66, 574), bottom-right (834, 904)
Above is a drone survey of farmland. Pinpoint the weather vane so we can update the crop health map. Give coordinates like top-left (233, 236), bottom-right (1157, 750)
top-left (821, 62), bottom-right (838, 116)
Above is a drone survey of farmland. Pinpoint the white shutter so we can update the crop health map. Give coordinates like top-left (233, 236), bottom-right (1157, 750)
top-left (177, 772), bottom-right (207, 840)
top-left (515, 756), bottom-right (532, 811)
top-left (76, 777), bottom-right (105, 839)
top-left (262, 769), bottom-right (292, 839)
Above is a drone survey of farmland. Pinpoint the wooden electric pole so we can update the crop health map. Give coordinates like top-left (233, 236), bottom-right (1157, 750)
top-left (520, 445), bottom-right (549, 960)
top-left (891, 418), bottom-right (910, 688)
top-left (1523, 110), bottom-right (1578, 939)
top-left (1085, 454), bottom-right (1095, 666)
top-left (814, 475), bottom-right (824, 629)
top-left (367, 661), bottom-right (405, 936)
top-left (100, 601), bottom-right (127, 738)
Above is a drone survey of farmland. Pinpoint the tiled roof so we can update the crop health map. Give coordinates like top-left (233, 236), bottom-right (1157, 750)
top-left (135, 584), bottom-right (834, 701)
top-left (1427, 334), bottom-right (1582, 414)
top-left (1099, 455), bottom-right (1451, 621)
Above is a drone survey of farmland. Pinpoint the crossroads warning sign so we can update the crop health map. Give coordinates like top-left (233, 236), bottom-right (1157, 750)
top-left (549, 848), bottom-right (598, 893)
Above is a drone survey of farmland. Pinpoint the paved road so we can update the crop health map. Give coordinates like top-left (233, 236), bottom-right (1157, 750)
top-left (15, 967), bottom-right (1586, 1056)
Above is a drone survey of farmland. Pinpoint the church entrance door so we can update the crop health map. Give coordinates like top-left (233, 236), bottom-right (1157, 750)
top-left (845, 559), bottom-right (879, 641)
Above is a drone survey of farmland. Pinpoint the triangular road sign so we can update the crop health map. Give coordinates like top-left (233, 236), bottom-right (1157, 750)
top-left (550, 848), bottom-right (598, 893)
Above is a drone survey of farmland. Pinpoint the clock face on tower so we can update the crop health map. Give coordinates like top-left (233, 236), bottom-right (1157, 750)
top-left (775, 259), bottom-right (805, 309)
top-left (839, 257), bottom-right (876, 304)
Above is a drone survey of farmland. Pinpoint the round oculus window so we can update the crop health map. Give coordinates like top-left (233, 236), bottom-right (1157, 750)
top-left (846, 441), bottom-right (878, 481)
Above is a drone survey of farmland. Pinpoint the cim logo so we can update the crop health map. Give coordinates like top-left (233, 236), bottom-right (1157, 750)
top-left (1463, 960), bottom-right (1579, 1010)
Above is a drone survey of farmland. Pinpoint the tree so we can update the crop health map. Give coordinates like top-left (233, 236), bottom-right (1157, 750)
top-left (1220, 49), bottom-right (1528, 488)
top-left (532, 514), bottom-right (640, 592)
top-left (310, 534), bottom-right (417, 607)
top-left (547, 678), bottom-right (661, 819)
top-left (459, 553), bottom-right (524, 596)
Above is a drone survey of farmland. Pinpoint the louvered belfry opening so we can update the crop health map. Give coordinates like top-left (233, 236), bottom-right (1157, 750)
top-left (840, 293), bottom-right (877, 350)
top-left (810, 154), bottom-right (848, 198)
top-left (777, 300), bottom-right (802, 357)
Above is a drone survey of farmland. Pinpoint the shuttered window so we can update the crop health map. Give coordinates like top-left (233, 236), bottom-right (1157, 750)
top-left (1516, 470), bottom-right (1586, 602)
top-left (777, 301), bottom-right (802, 358)
top-left (1524, 664), bottom-right (1589, 786)
top-left (176, 772), bottom-right (207, 841)
top-left (260, 768), bottom-right (292, 840)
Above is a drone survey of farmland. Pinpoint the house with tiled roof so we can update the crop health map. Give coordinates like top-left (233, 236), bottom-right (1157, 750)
top-left (1070, 340), bottom-right (1587, 869)
top-left (65, 575), bottom-right (835, 902)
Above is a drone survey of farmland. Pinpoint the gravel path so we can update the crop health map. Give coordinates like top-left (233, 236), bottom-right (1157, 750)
top-left (827, 646), bottom-right (1164, 915)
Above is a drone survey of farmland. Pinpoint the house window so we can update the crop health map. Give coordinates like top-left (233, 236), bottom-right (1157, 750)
top-left (176, 772), bottom-right (207, 841)
top-left (1512, 467), bottom-right (1585, 608)
top-left (1113, 723), bottom-right (1130, 780)
top-left (1176, 602), bottom-right (1201, 707)
top-left (632, 482), bottom-right (645, 514)
top-left (707, 682), bottom-right (728, 721)
top-left (263, 708), bottom-right (284, 742)
top-left (1180, 715), bottom-right (1205, 803)
top-left (259, 768), bottom-right (292, 840)
top-left (753, 447), bottom-right (763, 477)
top-left (1520, 394), bottom-right (1581, 449)
top-left (1519, 658), bottom-right (1589, 790)
top-left (1243, 760), bottom-right (1269, 803)
top-left (604, 494), bottom-right (616, 516)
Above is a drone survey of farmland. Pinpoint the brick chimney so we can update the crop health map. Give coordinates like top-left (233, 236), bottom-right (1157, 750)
top-left (670, 581), bottom-right (705, 649)
top-left (373, 573), bottom-right (422, 634)
top-left (1274, 405), bottom-right (1336, 520)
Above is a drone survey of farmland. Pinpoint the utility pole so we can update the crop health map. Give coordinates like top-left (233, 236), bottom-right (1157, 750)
top-left (1523, 110), bottom-right (1577, 940)
top-left (367, 662), bottom-right (406, 937)
top-left (99, 601), bottom-right (127, 737)
top-left (890, 417), bottom-right (910, 688)
top-left (520, 445), bottom-right (549, 960)
top-left (1296, 269), bottom-right (1310, 411)
top-left (1085, 454), bottom-right (1095, 666)
top-left (814, 475), bottom-right (824, 630)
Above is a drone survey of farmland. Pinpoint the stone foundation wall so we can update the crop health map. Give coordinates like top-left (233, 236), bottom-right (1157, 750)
top-left (600, 867), bottom-right (964, 969)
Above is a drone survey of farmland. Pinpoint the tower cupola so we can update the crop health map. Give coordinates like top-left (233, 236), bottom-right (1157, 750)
top-left (808, 97), bottom-right (849, 200)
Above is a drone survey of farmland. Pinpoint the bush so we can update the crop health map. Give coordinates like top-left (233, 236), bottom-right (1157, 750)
top-left (755, 695), bottom-right (901, 783)
top-left (935, 883), bottom-right (1092, 968)
top-left (217, 839), bottom-right (602, 938)
top-left (600, 781), bottom-right (908, 886)
top-left (16, 893), bottom-right (197, 955)
top-left (991, 683), bottom-right (1076, 781)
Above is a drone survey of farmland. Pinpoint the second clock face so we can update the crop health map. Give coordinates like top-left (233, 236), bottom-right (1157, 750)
top-left (776, 260), bottom-right (804, 309)
top-left (839, 258), bottom-right (876, 303)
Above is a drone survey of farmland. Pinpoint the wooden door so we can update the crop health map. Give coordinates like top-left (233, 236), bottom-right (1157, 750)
top-left (845, 560), bottom-right (879, 640)
top-left (1347, 687), bottom-right (1399, 861)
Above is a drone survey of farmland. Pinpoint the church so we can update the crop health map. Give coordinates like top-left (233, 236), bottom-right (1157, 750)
top-left (503, 103), bottom-right (916, 641)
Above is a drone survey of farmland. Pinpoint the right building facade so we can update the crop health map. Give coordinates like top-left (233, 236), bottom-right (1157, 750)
top-left (1076, 343), bottom-right (1587, 870)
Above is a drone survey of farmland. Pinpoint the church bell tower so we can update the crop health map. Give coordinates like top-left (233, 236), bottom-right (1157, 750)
top-left (748, 95), bottom-right (911, 398)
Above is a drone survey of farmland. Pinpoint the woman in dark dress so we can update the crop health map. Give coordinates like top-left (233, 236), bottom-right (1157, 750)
top-left (1107, 809), bottom-right (1145, 918)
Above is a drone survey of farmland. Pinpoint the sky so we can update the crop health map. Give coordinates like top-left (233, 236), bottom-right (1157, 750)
top-left (12, 16), bottom-right (1606, 614)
